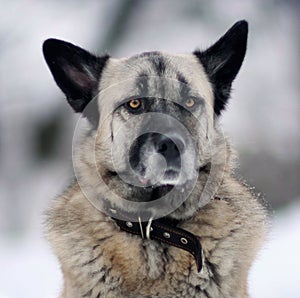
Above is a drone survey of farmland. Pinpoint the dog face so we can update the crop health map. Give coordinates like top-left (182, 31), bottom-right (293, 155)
top-left (43, 20), bottom-right (248, 219)
top-left (97, 53), bottom-right (214, 187)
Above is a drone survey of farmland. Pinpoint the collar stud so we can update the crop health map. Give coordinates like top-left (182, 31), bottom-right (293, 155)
top-left (126, 221), bottom-right (133, 228)
top-left (163, 232), bottom-right (171, 238)
top-left (180, 237), bottom-right (188, 244)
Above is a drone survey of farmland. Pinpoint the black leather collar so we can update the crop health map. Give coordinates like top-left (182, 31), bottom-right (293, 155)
top-left (112, 216), bottom-right (203, 272)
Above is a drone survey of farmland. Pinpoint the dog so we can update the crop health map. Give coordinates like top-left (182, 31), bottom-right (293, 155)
top-left (43, 20), bottom-right (268, 297)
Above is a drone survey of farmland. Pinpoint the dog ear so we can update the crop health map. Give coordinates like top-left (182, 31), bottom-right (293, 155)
top-left (194, 20), bottom-right (248, 116)
top-left (43, 39), bottom-right (109, 114)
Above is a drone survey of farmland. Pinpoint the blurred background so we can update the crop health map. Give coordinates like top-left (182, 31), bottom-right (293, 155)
top-left (0, 0), bottom-right (299, 297)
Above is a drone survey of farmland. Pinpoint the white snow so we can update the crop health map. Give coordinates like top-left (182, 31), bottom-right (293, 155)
top-left (249, 201), bottom-right (300, 298)
top-left (0, 233), bottom-right (62, 298)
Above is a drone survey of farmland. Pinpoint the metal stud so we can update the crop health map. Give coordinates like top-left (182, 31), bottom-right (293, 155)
top-left (180, 237), bottom-right (188, 244)
top-left (163, 232), bottom-right (170, 238)
top-left (126, 221), bottom-right (133, 228)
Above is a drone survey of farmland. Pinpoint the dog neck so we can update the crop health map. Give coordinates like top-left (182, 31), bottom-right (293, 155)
top-left (102, 164), bottom-right (211, 272)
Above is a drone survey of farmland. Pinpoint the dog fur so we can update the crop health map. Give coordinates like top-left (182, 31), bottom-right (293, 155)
top-left (43, 20), bottom-right (268, 297)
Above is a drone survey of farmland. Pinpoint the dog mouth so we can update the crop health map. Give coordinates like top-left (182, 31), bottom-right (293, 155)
top-left (108, 168), bottom-right (180, 187)
top-left (138, 169), bottom-right (180, 187)
top-left (106, 169), bottom-right (178, 201)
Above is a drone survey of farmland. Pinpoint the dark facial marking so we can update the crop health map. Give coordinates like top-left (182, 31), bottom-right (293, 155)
top-left (135, 73), bottom-right (149, 95)
top-left (149, 55), bottom-right (166, 75)
top-left (137, 51), bottom-right (161, 58)
top-left (176, 72), bottom-right (191, 99)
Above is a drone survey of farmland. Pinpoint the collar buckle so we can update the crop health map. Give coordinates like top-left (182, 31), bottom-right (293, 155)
top-left (146, 217), bottom-right (153, 240)
top-left (138, 216), bottom-right (144, 239)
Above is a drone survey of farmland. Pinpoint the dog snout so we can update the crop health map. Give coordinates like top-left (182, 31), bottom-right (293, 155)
top-left (155, 134), bottom-right (184, 169)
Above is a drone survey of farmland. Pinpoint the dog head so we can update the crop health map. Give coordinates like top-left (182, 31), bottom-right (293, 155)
top-left (43, 20), bottom-right (248, 219)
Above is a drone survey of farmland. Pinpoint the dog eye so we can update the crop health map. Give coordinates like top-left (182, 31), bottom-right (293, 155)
top-left (185, 98), bottom-right (195, 108)
top-left (127, 98), bottom-right (142, 110)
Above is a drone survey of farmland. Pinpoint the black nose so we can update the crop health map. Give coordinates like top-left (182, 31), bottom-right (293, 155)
top-left (155, 134), bottom-right (184, 168)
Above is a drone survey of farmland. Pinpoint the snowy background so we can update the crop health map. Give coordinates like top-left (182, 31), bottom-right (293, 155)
top-left (0, 0), bottom-right (299, 297)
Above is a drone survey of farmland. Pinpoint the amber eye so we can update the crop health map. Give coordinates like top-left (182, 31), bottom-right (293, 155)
top-left (128, 98), bottom-right (142, 109)
top-left (185, 98), bottom-right (195, 108)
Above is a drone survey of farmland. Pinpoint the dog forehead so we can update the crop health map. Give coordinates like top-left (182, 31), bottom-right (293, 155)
top-left (98, 52), bottom-right (214, 111)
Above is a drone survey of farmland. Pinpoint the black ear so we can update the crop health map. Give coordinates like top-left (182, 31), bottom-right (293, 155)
top-left (194, 20), bottom-right (248, 116)
top-left (43, 39), bottom-right (109, 115)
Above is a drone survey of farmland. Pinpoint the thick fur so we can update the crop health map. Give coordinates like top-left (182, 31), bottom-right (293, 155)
top-left (44, 21), bottom-right (268, 297)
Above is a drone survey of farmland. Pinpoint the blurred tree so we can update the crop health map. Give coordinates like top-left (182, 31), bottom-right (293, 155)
top-left (96, 0), bottom-right (141, 52)
top-left (34, 110), bottom-right (65, 161)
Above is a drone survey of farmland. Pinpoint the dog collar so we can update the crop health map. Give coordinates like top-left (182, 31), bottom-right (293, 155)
top-left (112, 217), bottom-right (203, 272)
